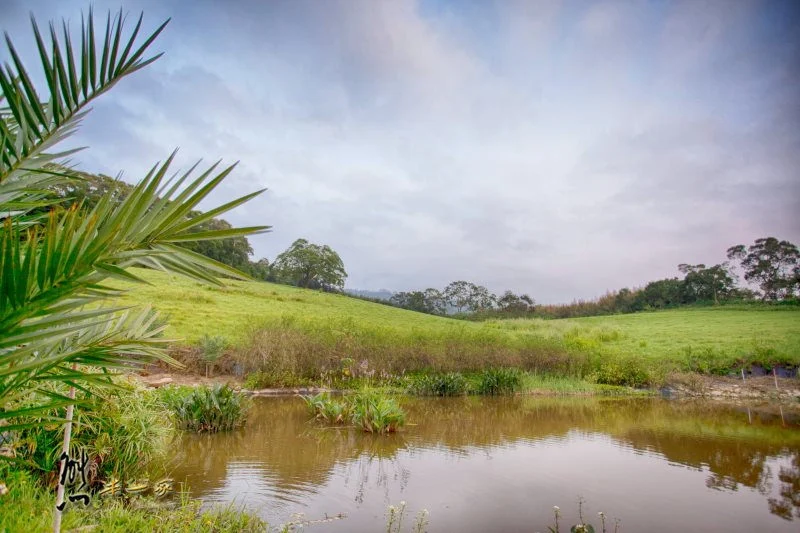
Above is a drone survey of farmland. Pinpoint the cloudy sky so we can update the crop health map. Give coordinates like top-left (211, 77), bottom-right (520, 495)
top-left (3, 0), bottom-right (799, 302)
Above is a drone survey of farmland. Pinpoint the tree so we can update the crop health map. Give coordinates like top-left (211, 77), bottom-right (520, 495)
top-left (678, 263), bottom-right (735, 304)
top-left (272, 238), bottom-right (347, 290)
top-left (181, 216), bottom-right (254, 269)
top-left (727, 238), bottom-right (800, 300)
top-left (0, 10), bottom-right (265, 528)
top-left (497, 291), bottom-right (535, 313)
top-left (423, 288), bottom-right (447, 315)
top-left (444, 281), bottom-right (472, 313)
top-left (640, 278), bottom-right (684, 308)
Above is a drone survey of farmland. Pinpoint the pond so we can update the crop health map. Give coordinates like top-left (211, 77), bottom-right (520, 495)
top-left (169, 396), bottom-right (799, 532)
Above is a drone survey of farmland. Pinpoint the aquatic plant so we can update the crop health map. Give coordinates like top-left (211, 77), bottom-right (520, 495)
top-left (303, 392), bottom-right (351, 424)
top-left (385, 501), bottom-right (430, 533)
top-left (475, 368), bottom-right (523, 395)
top-left (350, 391), bottom-right (406, 434)
top-left (407, 373), bottom-right (468, 396)
top-left (169, 384), bottom-right (250, 433)
top-left (303, 390), bottom-right (406, 434)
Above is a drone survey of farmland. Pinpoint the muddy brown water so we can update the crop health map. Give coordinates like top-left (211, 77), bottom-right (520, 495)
top-left (169, 397), bottom-right (800, 532)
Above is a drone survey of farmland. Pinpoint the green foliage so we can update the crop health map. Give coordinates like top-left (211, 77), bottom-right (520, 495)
top-left (407, 373), bottom-right (468, 396)
top-left (589, 358), bottom-right (652, 387)
top-left (350, 391), bottom-right (406, 434)
top-left (165, 384), bottom-right (250, 433)
top-left (728, 237), bottom-right (800, 300)
top-left (476, 368), bottom-right (523, 395)
top-left (198, 334), bottom-right (227, 377)
top-left (303, 390), bottom-right (406, 434)
top-left (5, 384), bottom-right (173, 485)
top-left (0, 8), bottom-right (266, 426)
top-left (303, 392), bottom-right (351, 424)
top-left (271, 238), bottom-right (347, 290)
top-left (0, 469), bottom-right (267, 533)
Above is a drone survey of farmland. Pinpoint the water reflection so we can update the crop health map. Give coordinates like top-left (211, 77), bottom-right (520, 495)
top-left (169, 397), bottom-right (800, 532)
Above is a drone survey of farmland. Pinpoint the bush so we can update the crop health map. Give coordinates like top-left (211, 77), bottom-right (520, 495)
top-left (590, 358), bottom-right (651, 387)
top-left (5, 384), bottom-right (173, 487)
top-left (198, 334), bottom-right (228, 377)
top-left (166, 385), bottom-right (250, 433)
top-left (475, 368), bottom-right (523, 395)
top-left (407, 373), bottom-right (468, 396)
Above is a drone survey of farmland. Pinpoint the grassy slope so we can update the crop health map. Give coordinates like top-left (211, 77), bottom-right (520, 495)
top-left (117, 269), bottom-right (800, 376)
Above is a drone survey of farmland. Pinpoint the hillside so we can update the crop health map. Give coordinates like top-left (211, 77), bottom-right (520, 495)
top-left (116, 269), bottom-right (800, 382)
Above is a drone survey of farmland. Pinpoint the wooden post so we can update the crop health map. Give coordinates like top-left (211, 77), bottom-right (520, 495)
top-left (773, 367), bottom-right (779, 391)
top-left (741, 367), bottom-right (746, 382)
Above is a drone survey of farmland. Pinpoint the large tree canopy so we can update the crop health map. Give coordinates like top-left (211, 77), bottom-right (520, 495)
top-left (727, 237), bottom-right (800, 300)
top-left (272, 238), bottom-right (347, 290)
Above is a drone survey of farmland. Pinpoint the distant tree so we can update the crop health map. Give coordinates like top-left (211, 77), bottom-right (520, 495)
top-left (467, 284), bottom-right (496, 312)
top-left (444, 280), bottom-right (472, 313)
top-left (423, 288), bottom-right (447, 315)
top-left (496, 291), bottom-right (534, 313)
top-left (727, 237), bottom-right (800, 300)
top-left (678, 263), bottom-right (736, 304)
top-left (245, 257), bottom-right (272, 281)
top-left (640, 278), bottom-right (684, 308)
top-left (182, 217), bottom-right (254, 269)
top-left (272, 238), bottom-right (347, 290)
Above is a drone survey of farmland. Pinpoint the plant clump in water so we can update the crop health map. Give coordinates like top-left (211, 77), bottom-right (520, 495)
top-left (303, 391), bottom-right (406, 434)
top-left (163, 384), bottom-right (250, 433)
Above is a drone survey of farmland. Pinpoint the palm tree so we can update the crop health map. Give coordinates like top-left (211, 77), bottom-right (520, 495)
top-left (0, 9), bottom-right (266, 443)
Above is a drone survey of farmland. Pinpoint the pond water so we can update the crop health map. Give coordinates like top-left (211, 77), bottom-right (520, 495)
top-left (169, 396), bottom-right (800, 532)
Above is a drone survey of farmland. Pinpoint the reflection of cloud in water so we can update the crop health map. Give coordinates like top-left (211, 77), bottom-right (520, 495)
top-left (168, 397), bottom-right (800, 532)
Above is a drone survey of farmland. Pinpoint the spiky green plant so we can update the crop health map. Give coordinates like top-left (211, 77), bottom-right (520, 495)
top-left (303, 392), bottom-right (351, 424)
top-left (349, 390), bottom-right (405, 434)
top-left (169, 384), bottom-right (250, 433)
top-left (0, 7), bottom-right (267, 427)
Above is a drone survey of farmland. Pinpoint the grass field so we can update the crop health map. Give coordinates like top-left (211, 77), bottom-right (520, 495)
top-left (115, 269), bottom-right (800, 385)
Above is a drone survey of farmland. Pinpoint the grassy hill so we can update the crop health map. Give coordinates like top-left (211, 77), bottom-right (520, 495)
top-left (116, 269), bottom-right (800, 385)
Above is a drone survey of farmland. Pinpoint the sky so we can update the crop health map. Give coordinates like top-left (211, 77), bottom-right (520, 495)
top-left (2, 0), bottom-right (799, 302)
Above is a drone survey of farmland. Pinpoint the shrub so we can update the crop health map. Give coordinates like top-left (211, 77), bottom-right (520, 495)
top-left (168, 385), bottom-right (250, 433)
top-left (407, 373), bottom-right (468, 396)
top-left (5, 384), bottom-right (173, 487)
top-left (475, 368), bottom-right (523, 395)
top-left (590, 358), bottom-right (651, 387)
top-left (198, 334), bottom-right (228, 377)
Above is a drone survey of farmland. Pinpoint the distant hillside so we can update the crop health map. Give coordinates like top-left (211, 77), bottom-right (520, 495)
top-left (113, 268), bottom-right (800, 382)
top-left (345, 288), bottom-right (394, 301)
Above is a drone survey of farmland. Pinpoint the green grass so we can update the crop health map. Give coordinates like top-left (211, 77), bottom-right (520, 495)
top-left (115, 269), bottom-right (800, 382)
top-left (491, 307), bottom-right (800, 374)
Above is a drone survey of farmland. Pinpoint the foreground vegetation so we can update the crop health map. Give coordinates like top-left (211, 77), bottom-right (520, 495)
top-left (116, 269), bottom-right (800, 387)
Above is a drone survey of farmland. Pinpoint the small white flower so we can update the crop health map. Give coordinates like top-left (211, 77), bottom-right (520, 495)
top-left (598, 512), bottom-right (605, 517)
top-left (553, 506), bottom-right (560, 511)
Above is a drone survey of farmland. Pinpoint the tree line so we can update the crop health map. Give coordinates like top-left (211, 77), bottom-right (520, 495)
top-left (47, 174), bottom-right (799, 318)
top-left (387, 237), bottom-right (799, 319)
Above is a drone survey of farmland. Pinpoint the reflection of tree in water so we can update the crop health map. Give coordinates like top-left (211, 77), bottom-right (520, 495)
top-left (167, 396), bottom-right (800, 521)
top-left (768, 454), bottom-right (800, 521)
